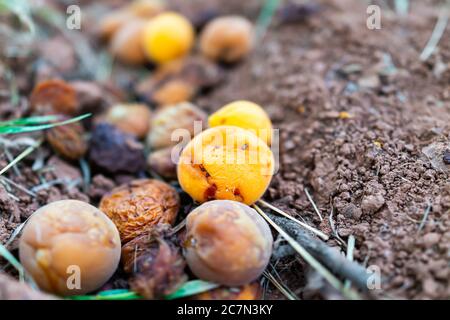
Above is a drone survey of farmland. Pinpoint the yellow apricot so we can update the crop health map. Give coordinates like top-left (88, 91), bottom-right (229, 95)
top-left (209, 100), bottom-right (273, 145)
top-left (142, 12), bottom-right (194, 64)
top-left (177, 126), bottom-right (274, 205)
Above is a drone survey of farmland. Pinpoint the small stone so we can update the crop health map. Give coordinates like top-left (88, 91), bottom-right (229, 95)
top-left (423, 233), bottom-right (440, 248)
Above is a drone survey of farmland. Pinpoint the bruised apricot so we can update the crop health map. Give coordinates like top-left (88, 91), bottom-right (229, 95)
top-left (19, 200), bottom-right (121, 296)
top-left (30, 79), bottom-right (78, 115)
top-left (209, 100), bottom-right (273, 145)
top-left (141, 12), bottom-right (194, 64)
top-left (177, 126), bottom-right (274, 205)
top-left (110, 20), bottom-right (147, 65)
top-left (147, 102), bottom-right (207, 150)
top-left (99, 179), bottom-right (179, 243)
top-left (103, 103), bottom-right (151, 138)
top-left (200, 16), bottom-right (254, 63)
top-left (184, 200), bottom-right (273, 286)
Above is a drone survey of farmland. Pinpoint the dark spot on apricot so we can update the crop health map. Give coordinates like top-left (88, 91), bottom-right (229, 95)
top-left (204, 184), bottom-right (217, 200)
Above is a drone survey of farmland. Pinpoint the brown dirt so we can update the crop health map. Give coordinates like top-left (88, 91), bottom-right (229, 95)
top-left (1, 0), bottom-right (449, 299)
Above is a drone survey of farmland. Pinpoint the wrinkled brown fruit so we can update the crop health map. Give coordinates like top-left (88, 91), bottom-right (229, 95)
top-left (110, 20), bottom-right (147, 65)
top-left (46, 121), bottom-right (87, 160)
top-left (193, 282), bottom-right (261, 300)
top-left (99, 179), bottom-right (180, 243)
top-left (30, 79), bottom-right (78, 115)
top-left (147, 144), bottom-right (183, 179)
top-left (122, 224), bottom-right (187, 299)
top-left (88, 123), bottom-right (146, 174)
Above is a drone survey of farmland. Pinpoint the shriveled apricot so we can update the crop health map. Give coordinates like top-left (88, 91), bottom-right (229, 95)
top-left (141, 12), bottom-right (194, 64)
top-left (147, 144), bottom-right (183, 179)
top-left (99, 179), bottom-right (179, 243)
top-left (46, 121), bottom-right (87, 160)
top-left (30, 79), bottom-right (78, 115)
top-left (200, 16), bottom-right (254, 63)
top-left (184, 200), bottom-right (273, 286)
top-left (193, 282), bottom-right (261, 300)
top-left (151, 79), bottom-right (196, 106)
top-left (19, 200), bottom-right (121, 296)
top-left (103, 103), bottom-right (151, 138)
top-left (177, 126), bottom-right (274, 205)
top-left (209, 100), bottom-right (273, 145)
top-left (110, 20), bottom-right (147, 65)
top-left (147, 102), bottom-right (207, 150)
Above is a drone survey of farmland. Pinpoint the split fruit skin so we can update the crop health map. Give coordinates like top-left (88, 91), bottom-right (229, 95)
top-left (209, 100), bottom-right (273, 145)
top-left (177, 126), bottom-right (274, 205)
top-left (184, 200), bottom-right (273, 286)
top-left (200, 16), bottom-right (254, 63)
top-left (99, 179), bottom-right (180, 243)
top-left (19, 200), bottom-right (121, 296)
top-left (142, 12), bottom-right (195, 64)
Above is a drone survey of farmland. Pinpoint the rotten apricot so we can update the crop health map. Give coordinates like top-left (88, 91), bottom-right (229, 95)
top-left (99, 179), bottom-right (180, 243)
top-left (19, 200), bottom-right (121, 296)
top-left (46, 121), bottom-right (87, 160)
top-left (141, 12), bottom-right (195, 64)
top-left (209, 100), bottom-right (273, 145)
top-left (110, 20), bottom-right (147, 65)
top-left (184, 200), bottom-right (273, 286)
top-left (177, 126), bottom-right (274, 205)
top-left (30, 79), bottom-right (78, 115)
top-left (200, 16), bottom-right (254, 63)
top-left (103, 103), bottom-right (151, 138)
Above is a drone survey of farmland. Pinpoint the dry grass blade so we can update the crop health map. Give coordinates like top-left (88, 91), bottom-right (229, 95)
top-left (258, 199), bottom-right (329, 240)
top-left (304, 187), bottom-right (323, 221)
top-left (344, 235), bottom-right (355, 289)
top-left (253, 204), bottom-right (361, 300)
top-left (417, 202), bottom-right (432, 233)
top-left (0, 139), bottom-right (43, 176)
top-left (420, 2), bottom-right (449, 61)
top-left (263, 270), bottom-right (298, 300)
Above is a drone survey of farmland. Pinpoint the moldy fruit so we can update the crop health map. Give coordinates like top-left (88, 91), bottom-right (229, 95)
top-left (19, 200), bottom-right (121, 296)
top-left (142, 12), bottom-right (195, 64)
top-left (184, 200), bottom-right (273, 286)
top-left (177, 126), bottom-right (274, 205)
top-left (99, 179), bottom-right (180, 243)
top-left (200, 16), bottom-right (254, 63)
top-left (209, 100), bottom-right (273, 145)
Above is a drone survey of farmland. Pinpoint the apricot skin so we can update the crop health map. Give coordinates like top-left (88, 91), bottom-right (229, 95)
top-left (177, 126), bottom-right (274, 205)
top-left (30, 79), bottom-right (78, 115)
top-left (184, 200), bottom-right (273, 286)
top-left (110, 20), bottom-right (147, 65)
top-left (19, 200), bottom-right (121, 296)
top-left (104, 103), bottom-right (151, 138)
top-left (99, 179), bottom-right (180, 243)
top-left (142, 12), bottom-right (195, 64)
top-left (209, 100), bottom-right (273, 145)
top-left (200, 16), bottom-right (254, 63)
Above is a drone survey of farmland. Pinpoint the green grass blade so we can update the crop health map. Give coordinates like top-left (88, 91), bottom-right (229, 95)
top-left (0, 115), bottom-right (60, 127)
top-left (164, 280), bottom-right (219, 300)
top-left (0, 243), bottom-right (25, 282)
top-left (70, 289), bottom-right (142, 300)
top-left (0, 113), bottom-right (92, 135)
top-left (0, 0), bottom-right (35, 33)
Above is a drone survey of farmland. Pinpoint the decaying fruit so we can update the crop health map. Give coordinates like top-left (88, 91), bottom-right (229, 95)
top-left (177, 126), bottom-right (274, 205)
top-left (98, 0), bottom-right (165, 40)
top-left (135, 57), bottom-right (223, 106)
top-left (103, 103), bottom-right (151, 138)
top-left (46, 121), bottom-right (87, 161)
top-left (142, 12), bottom-right (195, 64)
top-left (193, 282), bottom-right (261, 300)
top-left (147, 102), bottom-right (207, 150)
top-left (200, 16), bottom-right (254, 63)
top-left (88, 123), bottom-right (146, 174)
top-left (184, 200), bottom-right (273, 286)
top-left (30, 79), bottom-right (78, 115)
top-left (209, 100), bottom-right (273, 145)
top-left (19, 200), bottom-right (121, 296)
top-left (121, 224), bottom-right (187, 299)
top-left (147, 144), bottom-right (183, 179)
top-left (99, 179), bottom-right (180, 243)
top-left (110, 20), bottom-right (147, 65)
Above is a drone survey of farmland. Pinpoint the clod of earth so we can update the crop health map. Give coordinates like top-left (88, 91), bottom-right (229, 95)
top-left (177, 126), bottom-right (274, 204)
top-left (184, 200), bottom-right (273, 286)
top-left (142, 12), bottom-right (195, 64)
top-left (200, 15), bottom-right (254, 63)
top-left (209, 100), bottom-right (273, 145)
top-left (19, 200), bottom-right (121, 296)
top-left (99, 179), bottom-right (180, 243)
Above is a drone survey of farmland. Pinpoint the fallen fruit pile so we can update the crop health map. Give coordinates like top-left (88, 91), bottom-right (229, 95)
top-left (16, 2), bottom-right (277, 299)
